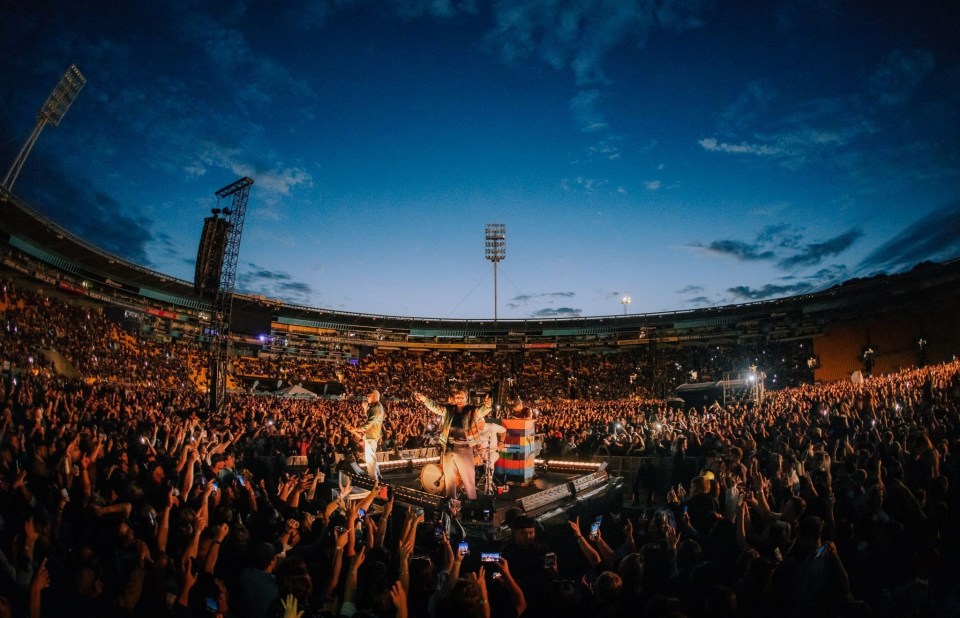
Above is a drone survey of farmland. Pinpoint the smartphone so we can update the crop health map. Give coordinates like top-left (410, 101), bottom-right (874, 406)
top-left (358, 508), bottom-right (366, 521)
top-left (211, 481), bottom-right (219, 492)
top-left (414, 507), bottom-right (425, 517)
top-left (458, 541), bottom-right (469, 556)
top-left (434, 526), bottom-right (444, 540)
top-left (815, 544), bottom-right (826, 558)
top-left (481, 552), bottom-right (500, 563)
top-left (205, 596), bottom-right (218, 615)
top-left (379, 485), bottom-right (389, 500)
top-left (491, 572), bottom-right (503, 581)
top-left (682, 505), bottom-right (689, 515)
top-left (589, 516), bottom-right (602, 540)
top-left (544, 552), bottom-right (557, 568)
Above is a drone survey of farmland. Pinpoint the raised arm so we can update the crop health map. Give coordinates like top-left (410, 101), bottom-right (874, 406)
top-left (414, 393), bottom-right (446, 417)
top-left (568, 517), bottom-right (602, 566)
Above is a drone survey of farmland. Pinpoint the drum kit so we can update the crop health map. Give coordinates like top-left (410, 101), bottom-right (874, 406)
top-left (419, 423), bottom-right (506, 496)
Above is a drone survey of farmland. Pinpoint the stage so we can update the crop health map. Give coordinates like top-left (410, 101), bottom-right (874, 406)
top-left (346, 458), bottom-right (624, 542)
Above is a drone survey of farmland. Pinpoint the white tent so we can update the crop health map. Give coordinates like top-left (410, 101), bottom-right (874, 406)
top-left (272, 384), bottom-right (319, 399)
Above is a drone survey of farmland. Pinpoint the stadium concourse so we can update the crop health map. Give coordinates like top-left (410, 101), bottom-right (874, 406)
top-left (0, 279), bottom-right (959, 618)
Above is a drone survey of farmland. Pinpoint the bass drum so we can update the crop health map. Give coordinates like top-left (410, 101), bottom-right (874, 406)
top-left (420, 463), bottom-right (445, 495)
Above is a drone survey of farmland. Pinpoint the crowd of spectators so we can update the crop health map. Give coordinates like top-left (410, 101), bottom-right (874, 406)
top-left (232, 341), bottom-right (815, 405)
top-left (0, 280), bottom-right (958, 617)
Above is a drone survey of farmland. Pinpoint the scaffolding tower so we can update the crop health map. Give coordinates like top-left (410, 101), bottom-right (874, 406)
top-left (205, 177), bottom-right (254, 413)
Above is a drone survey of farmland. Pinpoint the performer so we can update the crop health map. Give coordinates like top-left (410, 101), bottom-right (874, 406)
top-left (414, 388), bottom-right (491, 500)
top-left (509, 397), bottom-right (533, 419)
top-left (350, 389), bottom-right (385, 480)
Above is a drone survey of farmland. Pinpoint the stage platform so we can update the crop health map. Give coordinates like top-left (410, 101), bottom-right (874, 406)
top-left (345, 459), bottom-right (624, 542)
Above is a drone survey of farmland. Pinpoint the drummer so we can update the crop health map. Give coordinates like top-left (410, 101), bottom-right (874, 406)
top-left (508, 397), bottom-right (534, 419)
top-left (414, 388), bottom-right (491, 500)
top-left (480, 419), bottom-right (507, 466)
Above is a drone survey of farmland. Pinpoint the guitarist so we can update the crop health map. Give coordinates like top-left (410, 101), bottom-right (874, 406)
top-left (350, 389), bottom-right (385, 480)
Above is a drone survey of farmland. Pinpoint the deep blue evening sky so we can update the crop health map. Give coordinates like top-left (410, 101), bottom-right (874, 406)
top-left (2, 1), bottom-right (959, 319)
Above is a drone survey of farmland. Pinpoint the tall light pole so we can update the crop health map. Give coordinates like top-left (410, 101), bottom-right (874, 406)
top-left (485, 224), bottom-right (506, 322)
top-left (621, 295), bottom-right (632, 315)
top-left (3, 65), bottom-right (86, 191)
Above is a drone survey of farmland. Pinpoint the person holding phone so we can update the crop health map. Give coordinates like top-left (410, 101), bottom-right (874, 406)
top-left (488, 555), bottom-right (528, 618)
top-left (567, 516), bottom-right (602, 567)
top-left (500, 515), bottom-right (553, 615)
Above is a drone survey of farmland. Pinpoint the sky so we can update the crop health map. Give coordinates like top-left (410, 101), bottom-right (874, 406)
top-left (2, 1), bottom-right (959, 320)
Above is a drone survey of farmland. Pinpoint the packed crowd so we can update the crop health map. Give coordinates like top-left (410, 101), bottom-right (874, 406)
top-left (232, 341), bottom-right (815, 404)
top-left (0, 280), bottom-right (958, 617)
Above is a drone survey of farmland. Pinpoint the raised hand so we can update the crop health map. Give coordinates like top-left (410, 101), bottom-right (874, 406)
top-left (280, 593), bottom-right (304, 618)
top-left (389, 580), bottom-right (408, 618)
top-left (350, 546), bottom-right (366, 572)
top-left (31, 558), bottom-right (50, 592)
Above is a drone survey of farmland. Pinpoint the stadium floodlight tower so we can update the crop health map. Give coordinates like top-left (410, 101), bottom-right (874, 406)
top-left (196, 177), bottom-right (254, 414)
top-left (3, 65), bottom-right (86, 191)
top-left (485, 224), bottom-right (506, 323)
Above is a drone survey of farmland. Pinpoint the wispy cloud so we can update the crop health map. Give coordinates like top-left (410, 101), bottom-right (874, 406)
top-left (30, 164), bottom-right (156, 265)
top-left (858, 202), bottom-right (960, 273)
top-left (675, 285), bottom-right (704, 294)
top-left (698, 137), bottom-right (782, 157)
top-left (187, 144), bottom-right (313, 210)
top-left (485, 1), bottom-right (710, 179)
top-left (727, 263), bottom-right (850, 300)
top-left (485, 0), bottom-right (709, 87)
top-left (698, 47), bottom-right (937, 173)
top-left (693, 227), bottom-right (862, 271)
top-left (717, 80), bottom-right (777, 134)
top-left (869, 48), bottom-right (935, 109)
top-left (777, 229), bottom-right (862, 269)
top-left (237, 263), bottom-right (315, 304)
top-left (727, 282), bottom-right (815, 300)
top-left (698, 240), bottom-right (776, 262)
top-left (570, 90), bottom-right (623, 163)
top-left (645, 180), bottom-right (662, 191)
top-left (508, 291), bottom-right (576, 309)
top-left (570, 90), bottom-right (609, 133)
top-left (393, 0), bottom-right (481, 19)
top-left (562, 176), bottom-right (611, 193)
top-left (178, 9), bottom-right (315, 109)
top-left (531, 307), bottom-right (583, 318)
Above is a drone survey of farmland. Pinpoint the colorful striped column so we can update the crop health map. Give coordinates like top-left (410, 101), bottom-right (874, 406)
top-left (495, 418), bottom-right (536, 483)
